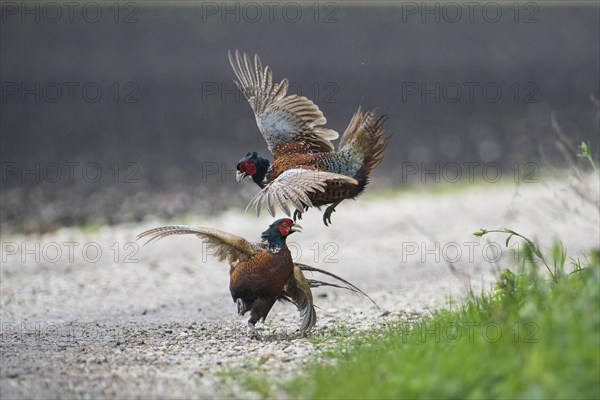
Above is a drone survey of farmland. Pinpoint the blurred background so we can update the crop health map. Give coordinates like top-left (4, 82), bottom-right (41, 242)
top-left (1, 1), bottom-right (599, 233)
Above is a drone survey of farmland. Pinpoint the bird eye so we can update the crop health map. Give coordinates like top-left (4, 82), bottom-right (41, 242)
top-left (282, 222), bottom-right (288, 226)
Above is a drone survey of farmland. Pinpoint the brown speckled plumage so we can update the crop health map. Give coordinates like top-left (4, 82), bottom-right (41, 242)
top-left (231, 50), bottom-right (390, 225)
top-left (137, 220), bottom-right (374, 337)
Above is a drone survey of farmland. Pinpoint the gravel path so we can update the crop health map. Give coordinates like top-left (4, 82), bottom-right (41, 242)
top-left (2, 176), bottom-right (598, 399)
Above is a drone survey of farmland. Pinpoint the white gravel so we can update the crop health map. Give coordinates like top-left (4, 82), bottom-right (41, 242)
top-left (1, 175), bottom-right (598, 399)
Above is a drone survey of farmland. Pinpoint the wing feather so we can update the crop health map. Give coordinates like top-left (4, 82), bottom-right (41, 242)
top-left (246, 169), bottom-right (358, 217)
top-left (286, 184), bottom-right (312, 206)
top-left (136, 225), bottom-right (258, 264)
top-left (283, 186), bottom-right (306, 211)
top-left (275, 189), bottom-right (292, 216)
top-left (266, 190), bottom-right (275, 217)
top-left (280, 266), bottom-right (317, 332)
top-left (228, 50), bottom-right (339, 156)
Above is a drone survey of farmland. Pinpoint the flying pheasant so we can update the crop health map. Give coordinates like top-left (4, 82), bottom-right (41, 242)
top-left (230, 50), bottom-right (390, 225)
top-left (137, 218), bottom-right (373, 338)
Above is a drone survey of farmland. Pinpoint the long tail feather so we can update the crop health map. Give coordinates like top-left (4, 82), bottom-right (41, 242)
top-left (339, 107), bottom-right (391, 177)
top-left (295, 263), bottom-right (379, 309)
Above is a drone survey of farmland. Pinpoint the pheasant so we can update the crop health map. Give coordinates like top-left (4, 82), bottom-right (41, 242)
top-left (137, 218), bottom-right (374, 338)
top-left (230, 50), bottom-right (390, 225)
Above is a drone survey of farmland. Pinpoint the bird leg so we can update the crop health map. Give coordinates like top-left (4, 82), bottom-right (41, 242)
top-left (293, 205), bottom-right (309, 222)
top-left (293, 209), bottom-right (302, 221)
top-left (245, 299), bottom-right (274, 340)
top-left (323, 200), bottom-right (343, 226)
top-left (247, 320), bottom-right (261, 340)
top-left (236, 298), bottom-right (248, 315)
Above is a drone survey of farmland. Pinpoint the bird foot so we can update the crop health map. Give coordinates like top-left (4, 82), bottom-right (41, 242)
top-left (248, 322), bottom-right (261, 340)
top-left (293, 206), bottom-right (309, 222)
top-left (293, 209), bottom-right (303, 222)
top-left (237, 298), bottom-right (248, 316)
top-left (323, 205), bottom-right (337, 226)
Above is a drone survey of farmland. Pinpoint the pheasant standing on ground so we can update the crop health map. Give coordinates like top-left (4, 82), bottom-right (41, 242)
top-left (137, 218), bottom-right (374, 338)
top-left (230, 50), bottom-right (390, 225)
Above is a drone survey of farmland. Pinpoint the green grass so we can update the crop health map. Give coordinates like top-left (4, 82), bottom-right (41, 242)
top-left (217, 367), bottom-right (276, 398)
top-left (286, 232), bottom-right (600, 399)
top-left (220, 142), bottom-right (599, 398)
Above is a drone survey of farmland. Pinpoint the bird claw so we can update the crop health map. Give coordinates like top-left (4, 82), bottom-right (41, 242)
top-left (249, 332), bottom-right (262, 340)
top-left (293, 209), bottom-right (303, 222)
top-left (323, 207), bottom-right (336, 226)
top-left (248, 322), bottom-right (261, 340)
top-left (293, 205), bottom-right (309, 222)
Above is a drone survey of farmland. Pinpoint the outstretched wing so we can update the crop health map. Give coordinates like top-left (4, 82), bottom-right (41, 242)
top-left (228, 50), bottom-right (338, 157)
top-left (136, 225), bottom-right (258, 264)
top-left (245, 169), bottom-right (358, 217)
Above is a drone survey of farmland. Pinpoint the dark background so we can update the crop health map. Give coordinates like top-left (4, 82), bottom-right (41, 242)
top-left (1, 1), bottom-right (599, 233)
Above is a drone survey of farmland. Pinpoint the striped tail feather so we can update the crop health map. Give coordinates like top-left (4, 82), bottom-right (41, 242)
top-left (295, 263), bottom-right (379, 309)
top-left (339, 106), bottom-right (390, 178)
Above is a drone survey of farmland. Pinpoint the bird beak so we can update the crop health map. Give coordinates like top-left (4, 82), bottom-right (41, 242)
top-left (236, 171), bottom-right (247, 183)
top-left (290, 223), bottom-right (302, 233)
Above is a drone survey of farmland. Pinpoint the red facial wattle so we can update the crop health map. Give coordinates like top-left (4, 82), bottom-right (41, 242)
top-left (277, 219), bottom-right (294, 236)
top-left (278, 225), bottom-right (289, 236)
top-left (245, 162), bottom-right (257, 175)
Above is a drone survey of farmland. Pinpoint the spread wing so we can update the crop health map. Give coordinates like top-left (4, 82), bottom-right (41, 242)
top-left (136, 225), bottom-right (258, 264)
top-left (228, 50), bottom-right (338, 157)
top-left (245, 168), bottom-right (358, 217)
